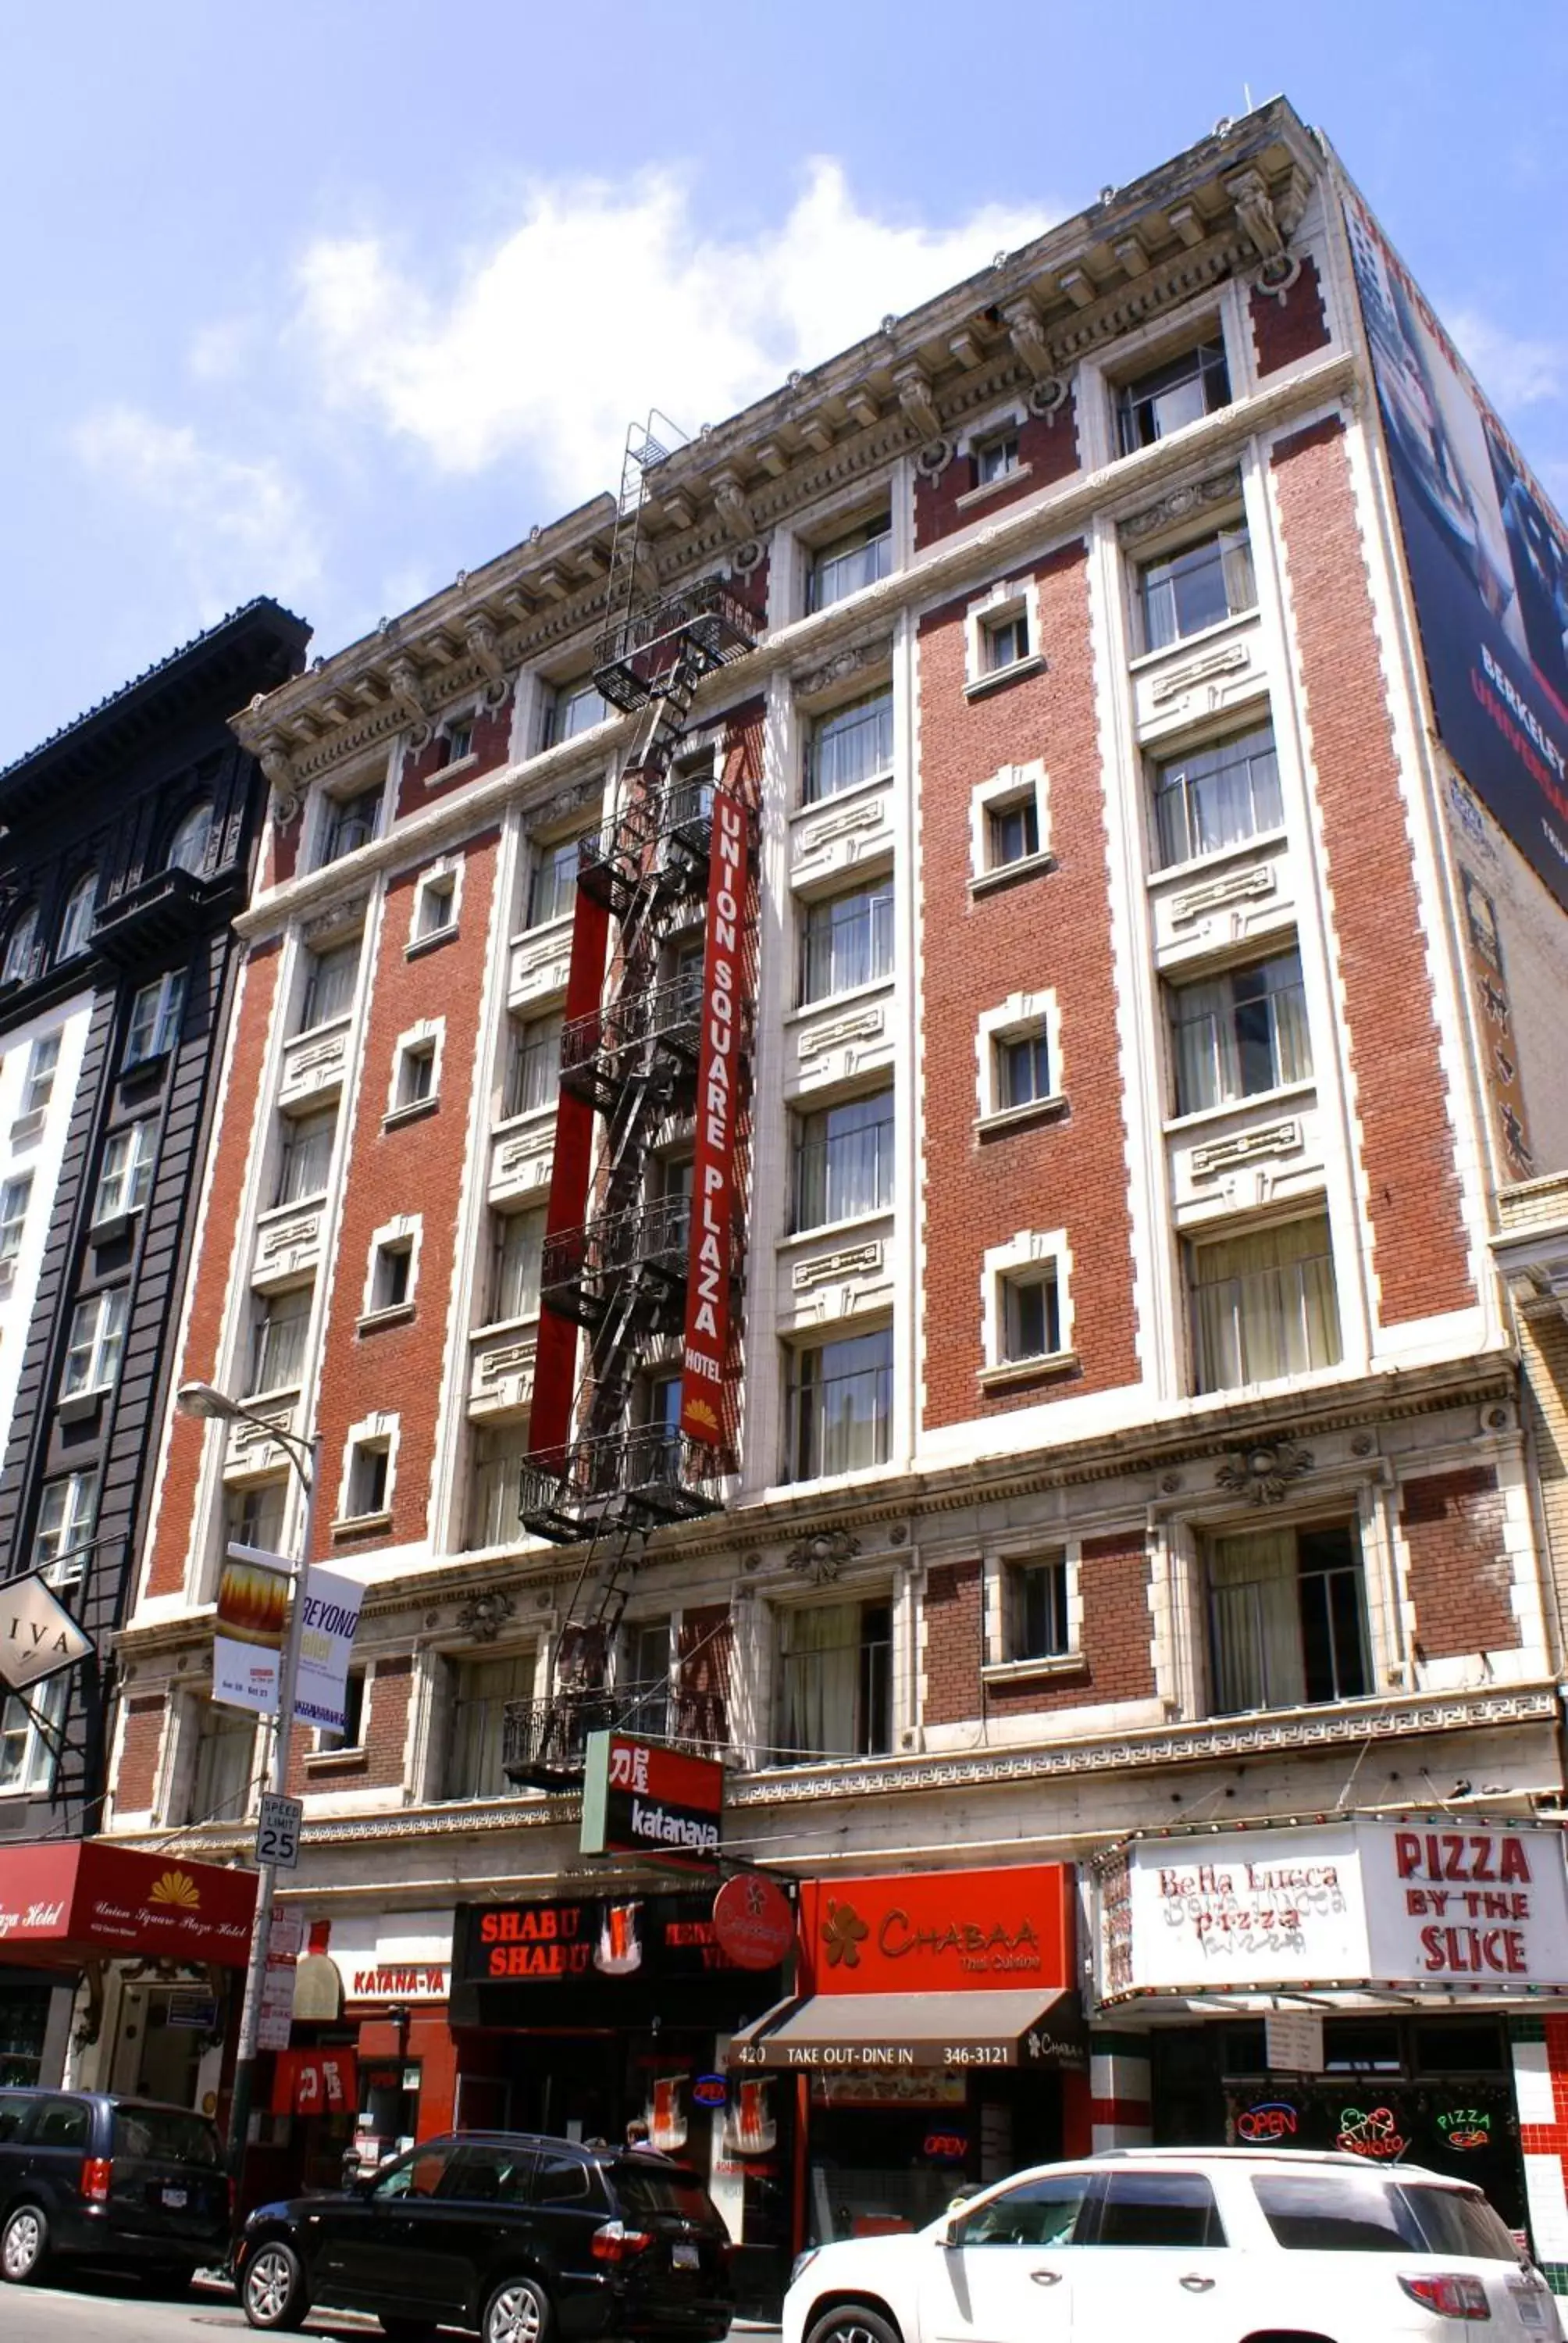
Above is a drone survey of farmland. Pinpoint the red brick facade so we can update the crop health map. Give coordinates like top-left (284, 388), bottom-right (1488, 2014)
top-left (1270, 415), bottom-right (1474, 1325)
top-left (396, 693), bottom-right (515, 820)
top-left (1401, 1465), bottom-right (1519, 1657)
top-left (914, 395), bottom-right (1080, 550)
top-left (923, 1532), bottom-right (1154, 1726)
top-left (116, 1692), bottom-right (167, 1812)
top-left (918, 541), bottom-right (1139, 1426)
top-left (1250, 256), bottom-right (1331, 376)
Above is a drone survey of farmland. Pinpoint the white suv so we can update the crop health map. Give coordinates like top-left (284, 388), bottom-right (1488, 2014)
top-left (784, 2148), bottom-right (1560, 2343)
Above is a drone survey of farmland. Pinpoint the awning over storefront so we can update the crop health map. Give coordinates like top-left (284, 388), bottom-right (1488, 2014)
top-left (728, 1987), bottom-right (1086, 2071)
top-left (0, 1841), bottom-right (256, 1970)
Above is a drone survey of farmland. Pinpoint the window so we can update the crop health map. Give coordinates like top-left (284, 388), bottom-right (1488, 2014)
top-left (975, 427), bottom-right (1021, 485)
top-left (786, 1328), bottom-right (893, 1482)
top-left (23, 1035), bottom-right (60, 1117)
top-left (32, 1471), bottom-right (98, 1588)
top-left (636, 1372), bottom-right (684, 1490)
top-left (414, 872), bottom-right (457, 940)
top-left (805, 689), bottom-right (894, 805)
top-left (322, 782), bottom-right (383, 864)
top-left (298, 938), bottom-right (360, 1032)
top-left (0, 1175), bottom-right (30, 1264)
top-left (957, 2171), bottom-right (1092, 2247)
top-left (1209, 1523), bottom-right (1369, 1714)
top-left (248, 1288), bottom-right (312, 1395)
top-left (1095, 2170), bottom-right (1226, 2248)
top-left (1010, 1557), bottom-right (1070, 1662)
top-left (808, 512), bottom-right (893, 612)
top-left (621, 1617), bottom-right (672, 1738)
top-left (1116, 337), bottom-right (1231, 455)
top-left (1188, 1213), bottom-right (1342, 1392)
top-left (982, 609), bottom-right (1031, 672)
top-left (467, 1428), bottom-right (531, 1550)
top-left (799, 879), bottom-right (893, 1005)
top-left (123, 972), bottom-right (185, 1069)
top-left (0, 1674), bottom-right (64, 1797)
top-left (1168, 947), bottom-right (1311, 1115)
top-left (544, 679), bottom-right (608, 747)
top-left (62, 1286), bottom-right (127, 1398)
top-left (503, 1013), bottom-right (561, 1118)
top-left (394, 1037), bottom-right (437, 1112)
top-left (58, 873), bottom-right (98, 959)
top-left (344, 1439), bottom-right (390, 1520)
top-left (187, 1701), bottom-right (256, 1826)
top-left (1250, 2170), bottom-right (1513, 2256)
top-left (792, 1090), bottom-right (894, 1231)
top-left (527, 835), bottom-right (584, 928)
top-left (989, 795), bottom-right (1040, 869)
top-left (445, 1649), bottom-right (536, 1800)
top-left (1152, 721), bottom-right (1283, 868)
top-left (369, 1239), bottom-right (413, 1313)
top-left (490, 1209), bottom-right (544, 1322)
top-left (1000, 1265), bottom-right (1061, 1362)
top-left (442, 719), bottom-right (473, 765)
top-left (226, 1479), bottom-right (287, 1558)
top-left (273, 1108), bottom-right (336, 1207)
top-left (93, 1121), bottom-right (155, 1224)
top-left (1139, 526), bottom-right (1256, 651)
top-left (997, 1022), bottom-right (1053, 1111)
top-left (166, 801), bottom-right (213, 876)
top-left (337, 1667), bottom-right (367, 1748)
top-left (2, 906), bottom-right (38, 986)
top-left (774, 1599), bottom-right (891, 1764)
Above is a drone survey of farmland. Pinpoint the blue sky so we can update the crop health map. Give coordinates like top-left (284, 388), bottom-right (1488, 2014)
top-left (4, 0), bottom-right (1565, 767)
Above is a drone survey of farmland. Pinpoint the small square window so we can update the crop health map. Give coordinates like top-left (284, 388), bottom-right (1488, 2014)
top-left (1001, 1266), bottom-right (1060, 1363)
top-left (997, 1025), bottom-right (1052, 1111)
top-left (415, 875), bottom-right (457, 940)
top-left (988, 797), bottom-right (1040, 869)
top-left (23, 1034), bottom-right (60, 1118)
top-left (123, 974), bottom-right (184, 1070)
top-left (1010, 1557), bottom-right (1070, 1660)
top-left (371, 1240), bottom-right (412, 1312)
top-left (528, 836), bottom-right (583, 928)
top-left (982, 612), bottom-right (1031, 672)
top-left (345, 1442), bottom-right (390, 1520)
top-left (93, 1122), bottom-right (155, 1225)
top-left (544, 679), bottom-right (608, 748)
top-left (443, 721), bottom-right (473, 765)
top-left (0, 1174), bottom-right (31, 1264)
top-left (322, 783), bottom-right (383, 865)
top-left (975, 429), bottom-right (1021, 485)
top-left (395, 1040), bottom-right (437, 1111)
top-left (297, 938), bottom-right (360, 1033)
top-left (808, 512), bottom-right (893, 613)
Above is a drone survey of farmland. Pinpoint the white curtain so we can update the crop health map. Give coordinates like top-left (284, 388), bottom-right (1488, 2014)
top-left (1210, 1530), bottom-right (1303, 1712)
top-left (779, 1603), bottom-right (860, 1759)
top-left (1192, 1217), bottom-right (1340, 1390)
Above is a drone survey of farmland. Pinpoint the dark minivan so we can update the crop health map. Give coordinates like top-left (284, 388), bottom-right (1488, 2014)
top-left (0, 2088), bottom-right (230, 2288)
top-left (237, 2132), bottom-right (733, 2343)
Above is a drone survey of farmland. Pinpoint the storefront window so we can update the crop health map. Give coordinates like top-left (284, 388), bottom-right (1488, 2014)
top-left (0, 1984), bottom-right (50, 2088)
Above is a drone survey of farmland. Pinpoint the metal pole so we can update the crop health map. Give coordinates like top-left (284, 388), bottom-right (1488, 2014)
top-left (226, 1434), bottom-right (320, 2199)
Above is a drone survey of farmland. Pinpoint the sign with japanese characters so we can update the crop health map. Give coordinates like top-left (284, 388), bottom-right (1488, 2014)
top-left (580, 1730), bottom-right (723, 1867)
top-left (1096, 1821), bottom-right (1568, 2000)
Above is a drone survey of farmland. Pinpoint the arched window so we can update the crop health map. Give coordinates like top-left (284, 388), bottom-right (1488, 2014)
top-left (2, 904), bottom-right (38, 985)
top-left (58, 872), bottom-right (98, 959)
top-left (166, 801), bottom-right (213, 876)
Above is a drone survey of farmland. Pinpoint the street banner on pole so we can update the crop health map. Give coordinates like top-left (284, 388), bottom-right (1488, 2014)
top-left (293, 1567), bottom-right (365, 1734)
top-left (214, 1545), bottom-right (289, 1714)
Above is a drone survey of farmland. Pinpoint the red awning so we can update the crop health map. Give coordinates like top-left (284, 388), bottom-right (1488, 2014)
top-left (0, 1842), bottom-right (257, 1970)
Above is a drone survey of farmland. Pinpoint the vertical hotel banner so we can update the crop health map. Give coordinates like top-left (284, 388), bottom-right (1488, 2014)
top-left (1342, 183), bottom-right (1568, 915)
top-left (681, 788), bottom-right (750, 1446)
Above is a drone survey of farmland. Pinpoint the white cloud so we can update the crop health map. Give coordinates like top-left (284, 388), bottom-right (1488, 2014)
top-left (1445, 308), bottom-right (1564, 414)
top-left (289, 160), bottom-right (1054, 496)
top-left (73, 405), bottom-right (323, 614)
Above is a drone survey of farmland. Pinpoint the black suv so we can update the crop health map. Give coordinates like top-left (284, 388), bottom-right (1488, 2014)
top-left (237, 2132), bottom-right (733, 2342)
top-left (0, 2087), bottom-right (230, 2289)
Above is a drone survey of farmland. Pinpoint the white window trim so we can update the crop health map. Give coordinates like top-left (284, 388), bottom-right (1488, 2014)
top-left (969, 760), bottom-right (1053, 889)
top-left (409, 854), bottom-right (464, 950)
top-left (387, 1018), bottom-right (444, 1122)
top-left (336, 1412), bottom-right (399, 1529)
top-left (975, 990), bottom-right (1065, 1132)
top-left (953, 412), bottom-right (1033, 513)
top-left (63, 1286), bottom-right (127, 1398)
top-left (362, 1213), bottom-right (422, 1323)
top-left (979, 1225), bottom-right (1076, 1385)
top-left (312, 767), bottom-right (390, 869)
top-left (963, 576), bottom-right (1044, 697)
top-left (981, 1538), bottom-right (1086, 1680)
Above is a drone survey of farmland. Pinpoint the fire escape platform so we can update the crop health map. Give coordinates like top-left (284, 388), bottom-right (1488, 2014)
top-left (592, 576), bottom-right (758, 714)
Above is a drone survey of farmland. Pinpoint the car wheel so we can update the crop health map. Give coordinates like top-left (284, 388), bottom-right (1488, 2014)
top-left (806, 2306), bottom-right (902, 2343)
top-left (241, 2238), bottom-right (310, 2331)
top-left (0, 2202), bottom-right (48, 2284)
top-left (483, 2273), bottom-right (553, 2343)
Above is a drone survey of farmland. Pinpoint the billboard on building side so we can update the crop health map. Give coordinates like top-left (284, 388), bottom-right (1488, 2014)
top-left (679, 788), bottom-right (750, 1446)
top-left (1342, 186), bottom-right (1568, 915)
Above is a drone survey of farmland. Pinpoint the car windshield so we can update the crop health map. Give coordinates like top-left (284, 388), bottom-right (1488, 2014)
top-left (1253, 2172), bottom-right (1517, 2259)
top-left (611, 2162), bottom-right (725, 2227)
top-left (112, 2106), bottom-right (223, 2167)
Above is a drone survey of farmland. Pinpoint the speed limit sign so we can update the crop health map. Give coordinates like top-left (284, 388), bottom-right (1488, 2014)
top-left (256, 1792), bottom-right (303, 1870)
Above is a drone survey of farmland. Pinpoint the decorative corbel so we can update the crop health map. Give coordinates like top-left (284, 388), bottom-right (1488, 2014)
top-left (711, 472), bottom-right (754, 549)
top-left (844, 387), bottom-right (880, 430)
top-left (1005, 303), bottom-right (1056, 381)
top-left (894, 364), bottom-right (941, 444)
top-left (1225, 167), bottom-right (1285, 262)
top-left (258, 736), bottom-right (301, 828)
top-left (387, 654), bottom-right (431, 747)
top-left (465, 614), bottom-right (509, 705)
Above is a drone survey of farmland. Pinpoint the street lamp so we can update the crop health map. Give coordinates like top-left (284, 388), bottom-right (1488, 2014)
top-left (176, 1380), bottom-right (321, 2202)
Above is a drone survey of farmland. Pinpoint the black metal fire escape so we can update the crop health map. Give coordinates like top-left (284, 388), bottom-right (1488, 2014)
top-left (504, 420), bottom-right (757, 1788)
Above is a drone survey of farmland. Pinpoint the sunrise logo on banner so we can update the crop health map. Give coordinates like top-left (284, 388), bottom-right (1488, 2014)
top-left (680, 787), bottom-right (750, 1446)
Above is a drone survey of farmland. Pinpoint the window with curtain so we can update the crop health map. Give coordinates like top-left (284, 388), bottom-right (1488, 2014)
top-left (273, 1108), bottom-right (336, 1207)
top-left (528, 836), bottom-right (583, 927)
top-left (1152, 722), bottom-right (1283, 868)
top-left (543, 679), bottom-right (607, 747)
top-left (619, 1617), bottom-right (672, 1739)
top-left (58, 872), bottom-right (98, 959)
top-left (792, 1091), bottom-right (894, 1231)
top-left (248, 1286), bottom-right (312, 1396)
top-left (298, 938), bottom-right (360, 1032)
top-left (32, 1471), bottom-right (98, 1587)
top-left (226, 1479), bottom-right (287, 1560)
top-left (0, 1674), bottom-right (66, 1796)
top-left (773, 1599), bottom-right (892, 1764)
top-left (93, 1120), bottom-right (155, 1223)
top-left (1139, 526), bottom-right (1256, 651)
top-left (0, 1174), bottom-right (31, 1264)
top-left (187, 1702), bottom-right (257, 1825)
top-left (805, 690), bottom-right (894, 805)
top-left (1168, 947), bottom-right (1311, 1114)
top-left (786, 1328), bottom-right (893, 1482)
top-left (23, 1034), bottom-right (59, 1117)
top-left (466, 1428), bottom-right (531, 1550)
top-left (809, 513), bottom-right (893, 612)
top-left (123, 972), bottom-right (185, 1068)
top-left (2, 904), bottom-right (39, 985)
top-left (321, 783), bottom-right (383, 864)
top-left (504, 1013), bottom-right (562, 1118)
top-left (799, 879), bottom-right (893, 1004)
top-left (490, 1209), bottom-right (545, 1322)
top-left (1188, 1214), bottom-right (1342, 1393)
top-left (1208, 1524), bottom-right (1369, 1714)
top-left (62, 1287), bottom-right (127, 1397)
top-left (445, 1649), bottom-right (536, 1800)
top-left (166, 801), bottom-right (213, 876)
top-left (1010, 1558), bottom-right (1070, 1661)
